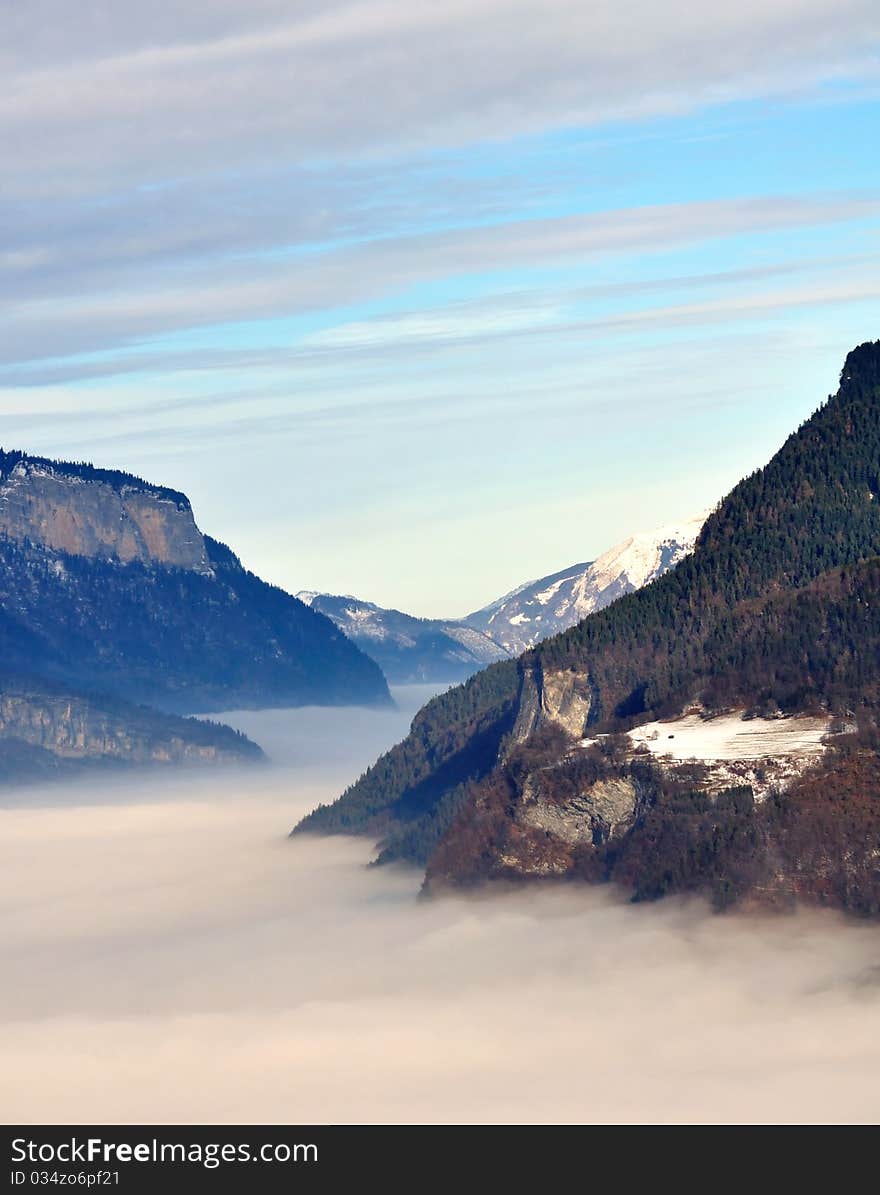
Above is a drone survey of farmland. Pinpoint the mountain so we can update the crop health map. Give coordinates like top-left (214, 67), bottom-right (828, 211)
top-left (295, 341), bottom-right (880, 917)
top-left (0, 451), bottom-right (390, 714)
top-left (0, 450), bottom-right (390, 781)
top-left (463, 515), bottom-right (707, 654)
top-left (298, 516), bottom-right (705, 682)
top-left (296, 592), bottom-right (509, 683)
top-left (0, 451), bottom-right (210, 572)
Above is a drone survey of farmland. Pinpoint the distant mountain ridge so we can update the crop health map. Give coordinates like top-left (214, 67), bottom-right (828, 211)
top-left (299, 515), bottom-right (706, 680)
top-left (0, 449), bottom-right (389, 714)
top-left (0, 671), bottom-right (264, 778)
top-left (464, 514), bottom-right (707, 654)
top-left (296, 592), bottom-right (509, 684)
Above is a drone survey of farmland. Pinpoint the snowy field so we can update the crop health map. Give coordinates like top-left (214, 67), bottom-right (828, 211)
top-left (625, 713), bottom-right (831, 762)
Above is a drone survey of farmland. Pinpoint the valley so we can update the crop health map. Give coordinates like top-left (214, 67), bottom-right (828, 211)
top-left (7, 0), bottom-right (880, 1136)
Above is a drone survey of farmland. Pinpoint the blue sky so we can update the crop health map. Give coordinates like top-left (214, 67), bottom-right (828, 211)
top-left (2, 2), bottom-right (880, 615)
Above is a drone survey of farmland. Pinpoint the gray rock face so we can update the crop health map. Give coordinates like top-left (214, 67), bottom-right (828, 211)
top-left (0, 460), bottom-right (210, 571)
top-left (0, 689), bottom-right (260, 767)
top-left (509, 662), bottom-right (593, 747)
top-left (519, 774), bottom-right (638, 845)
top-left (490, 771), bottom-right (640, 879)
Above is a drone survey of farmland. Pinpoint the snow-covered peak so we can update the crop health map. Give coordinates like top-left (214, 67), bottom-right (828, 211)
top-left (582, 511), bottom-right (710, 597)
top-left (465, 512), bottom-right (709, 655)
top-left (298, 511), bottom-right (711, 679)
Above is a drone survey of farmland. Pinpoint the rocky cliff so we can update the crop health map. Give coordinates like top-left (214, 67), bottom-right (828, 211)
top-left (0, 453), bottom-right (210, 572)
top-left (0, 449), bottom-right (390, 782)
top-left (0, 451), bottom-right (391, 715)
top-left (507, 662), bottom-right (594, 745)
top-left (0, 675), bottom-right (262, 783)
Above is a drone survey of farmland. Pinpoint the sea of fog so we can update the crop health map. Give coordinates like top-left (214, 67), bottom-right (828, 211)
top-left (2, 684), bottom-right (880, 1125)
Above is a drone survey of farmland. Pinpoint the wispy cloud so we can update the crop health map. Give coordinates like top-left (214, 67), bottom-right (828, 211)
top-left (5, 1), bottom-right (879, 192)
top-left (3, 2), bottom-right (880, 611)
top-left (3, 192), bottom-right (877, 371)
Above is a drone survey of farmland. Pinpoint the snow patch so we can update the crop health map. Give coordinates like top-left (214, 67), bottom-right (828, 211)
top-left (533, 578), bottom-right (567, 605)
top-left (623, 713), bottom-right (830, 762)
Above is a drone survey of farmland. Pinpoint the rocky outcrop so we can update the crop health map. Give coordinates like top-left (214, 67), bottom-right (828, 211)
top-left (490, 772), bottom-right (640, 878)
top-left (0, 453), bottom-right (391, 715)
top-left (519, 773), bottom-right (638, 845)
top-left (509, 662), bottom-right (593, 746)
top-left (0, 685), bottom-right (262, 771)
top-left (0, 458), bottom-right (210, 571)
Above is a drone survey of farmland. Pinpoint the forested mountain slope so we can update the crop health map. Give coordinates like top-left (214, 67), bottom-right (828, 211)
top-left (0, 453), bottom-right (390, 714)
top-left (0, 451), bottom-right (390, 782)
top-left (296, 341), bottom-right (880, 914)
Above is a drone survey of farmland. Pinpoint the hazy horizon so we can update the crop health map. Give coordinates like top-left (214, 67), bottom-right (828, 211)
top-left (2, 688), bottom-right (879, 1125)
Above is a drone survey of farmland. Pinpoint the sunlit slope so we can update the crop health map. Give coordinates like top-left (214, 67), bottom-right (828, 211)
top-left (296, 341), bottom-right (880, 886)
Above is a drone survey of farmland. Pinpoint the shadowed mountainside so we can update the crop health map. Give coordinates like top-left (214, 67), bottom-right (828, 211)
top-left (0, 454), bottom-right (390, 714)
top-left (0, 452), bottom-right (390, 781)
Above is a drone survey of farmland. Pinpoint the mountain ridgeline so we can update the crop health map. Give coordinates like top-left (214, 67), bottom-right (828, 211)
top-left (296, 592), bottom-right (509, 684)
top-left (298, 517), bottom-right (704, 683)
top-left (0, 452), bottom-right (390, 781)
top-left (463, 514), bottom-right (706, 655)
top-left (296, 342), bottom-right (880, 915)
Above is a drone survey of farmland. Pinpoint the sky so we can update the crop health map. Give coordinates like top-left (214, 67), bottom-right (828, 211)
top-left (3, 2), bottom-right (880, 616)
top-left (3, 696), bottom-right (880, 1125)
